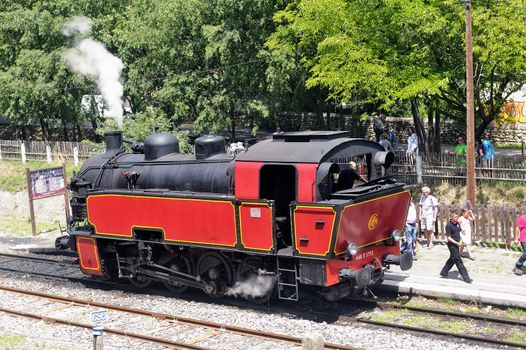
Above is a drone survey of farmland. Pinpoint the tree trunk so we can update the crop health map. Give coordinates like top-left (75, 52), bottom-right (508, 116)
top-left (434, 110), bottom-right (441, 152)
top-left (411, 98), bottom-right (428, 155)
top-left (39, 118), bottom-right (49, 141)
top-left (75, 124), bottom-right (81, 142)
top-left (326, 103), bottom-right (331, 130)
top-left (475, 113), bottom-right (493, 139)
top-left (18, 126), bottom-right (27, 140)
top-left (62, 118), bottom-right (69, 141)
top-left (427, 107), bottom-right (434, 153)
top-left (231, 113), bottom-right (236, 143)
top-left (91, 117), bottom-right (100, 143)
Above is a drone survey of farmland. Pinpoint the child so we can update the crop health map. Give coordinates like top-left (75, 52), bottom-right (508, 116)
top-left (459, 208), bottom-right (476, 260)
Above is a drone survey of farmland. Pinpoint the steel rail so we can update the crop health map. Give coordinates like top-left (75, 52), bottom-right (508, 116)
top-left (0, 252), bottom-right (77, 265)
top-left (0, 306), bottom-right (206, 350)
top-left (375, 301), bottom-right (526, 327)
top-left (357, 318), bottom-right (526, 349)
top-left (0, 284), bottom-right (360, 350)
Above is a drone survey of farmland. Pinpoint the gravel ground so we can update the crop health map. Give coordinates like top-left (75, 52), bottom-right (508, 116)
top-left (0, 190), bottom-right (65, 222)
top-left (0, 240), bottom-right (507, 350)
top-left (0, 190), bottom-right (512, 350)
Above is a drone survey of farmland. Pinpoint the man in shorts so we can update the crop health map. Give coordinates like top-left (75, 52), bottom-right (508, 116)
top-left (419, 186), bottom-right (438, 249)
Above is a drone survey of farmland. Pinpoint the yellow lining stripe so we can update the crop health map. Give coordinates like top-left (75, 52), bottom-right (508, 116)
top-left (77, 237), bottom-right (101, 271)
top-left (239, 202), bottom-right (274, 251)
top-left (333, 190), bottom-right (411, 255)
top-left (293, 205), bottom-right (337, 256)
top-left (87, 193), bottom-right (237, 247)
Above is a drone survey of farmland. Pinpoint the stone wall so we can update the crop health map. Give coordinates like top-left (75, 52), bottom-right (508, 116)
top-left (280, 112), bottom-right (526, 145)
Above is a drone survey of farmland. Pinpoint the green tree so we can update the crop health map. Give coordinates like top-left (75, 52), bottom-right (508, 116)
top-left (0, 0), bottom-right (131, 141)
top-left (115, 0), bottom-right (286, 140)
top-left (266, 0), bottom-right (526, 143)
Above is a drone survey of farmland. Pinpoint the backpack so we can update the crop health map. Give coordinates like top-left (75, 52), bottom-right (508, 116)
top-left (387, 131), bottom-right (396, 143)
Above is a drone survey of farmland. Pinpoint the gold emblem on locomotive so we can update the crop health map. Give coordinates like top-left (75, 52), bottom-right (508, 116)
top-left (368, 213), bottom-right (378, 230)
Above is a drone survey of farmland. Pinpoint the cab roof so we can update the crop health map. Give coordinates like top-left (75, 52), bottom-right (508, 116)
top-left (236, 131), bottom-right (385, 164)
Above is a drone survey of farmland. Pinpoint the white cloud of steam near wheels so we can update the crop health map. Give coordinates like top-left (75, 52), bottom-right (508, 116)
top-left (62, 16), bottom-right (124, 128)
top-left (226, 275), bottom-right (277, 299)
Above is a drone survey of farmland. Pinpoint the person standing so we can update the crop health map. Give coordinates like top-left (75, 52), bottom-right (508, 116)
top-left (373, 114), bottom-right (385, 142)
top-left (455, 135), bottom-right (467, 165)
top-left (459, 208), bottom-right (476, 260)
top-left (513, 212), bottom-right (526, 275)
top-left (402, 202), bottom-right (418, 257)
top-left (378, 131), bottom-right (393, 152)
top-left (419, 186), bottom-right (438, 249)
top-left (406, 127), bottom-right (418, 160)
top-left (480, 132), bottom-right (495, 176)
top-left (440, 210), bottom-right (473, 283)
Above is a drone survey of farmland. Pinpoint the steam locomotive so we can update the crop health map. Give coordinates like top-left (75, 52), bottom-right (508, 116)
top-left (66, 130), bottom-right (412, 302)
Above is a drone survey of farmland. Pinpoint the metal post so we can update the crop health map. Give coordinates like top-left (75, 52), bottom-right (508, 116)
top-left (416, 154), bottom-right (423, 184)
top-left (73, 146), bottom-right (79, 166)
top-left (25, 168), bottom-right (37, 236)
top-left (21, 142), bottom-right (26, 163)
top-left (92, 326), bottom-right (103, 350)
top-left (465, 0), bottom-right (476, 204)
top-left (46, 144), bottom-right (52, 163)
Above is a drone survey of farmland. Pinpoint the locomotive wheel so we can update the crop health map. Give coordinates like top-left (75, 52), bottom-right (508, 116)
top-left (236, 257), bottom-right (276, 304)
top-left (129, 275), bottom-right (152, 288)
top-left (162, 254), bottom-right (193, 294)
top-left (196, 252), bottom-right (233, 298)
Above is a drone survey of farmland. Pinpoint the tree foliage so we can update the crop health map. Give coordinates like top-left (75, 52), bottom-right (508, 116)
top-left (266, 0), bottom-right (526, 134)
top-left (0, 0), bottom-right (525, 143)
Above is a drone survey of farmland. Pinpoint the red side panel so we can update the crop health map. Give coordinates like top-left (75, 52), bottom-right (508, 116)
top-left (239, 202), bottom-right (274, 251)
top-left (293, 206), bottom-right (336, 256)
top-left (296, 163), bottom-right (317, 203)
top-left (87, 194), bottom-right (237, 247)
top-left (325, 245), bottom-right (399, 286)
top-left (235, 162), bottom-right (263, 199)
top-left (76, 237), bottom-right (103, 276)
top-left (334, 190), bottom-right (411, 254)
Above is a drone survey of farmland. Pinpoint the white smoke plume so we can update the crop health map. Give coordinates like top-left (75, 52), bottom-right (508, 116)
top-left (62, 16), bottom-right (124, 128)
top-left (226, 275), bottom-right (277, 299)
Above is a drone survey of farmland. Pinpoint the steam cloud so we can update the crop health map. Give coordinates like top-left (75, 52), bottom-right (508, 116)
top-left (226, 275), bottom-right (277, 299)
top-left (62, 16), bottom-right (124, 128)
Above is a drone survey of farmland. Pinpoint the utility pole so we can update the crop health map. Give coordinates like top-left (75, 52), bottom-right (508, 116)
top-left (465, 0), bottom-right (476, 205)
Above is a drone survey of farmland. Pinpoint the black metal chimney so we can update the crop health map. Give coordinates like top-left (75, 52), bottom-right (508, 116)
top-left (104, 130), bottom-right (123, 157)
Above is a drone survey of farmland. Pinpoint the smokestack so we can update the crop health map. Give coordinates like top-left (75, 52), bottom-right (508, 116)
top-left (104, 130), bottom-right (123, 157)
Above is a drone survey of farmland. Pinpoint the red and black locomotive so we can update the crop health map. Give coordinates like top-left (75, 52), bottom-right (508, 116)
top-left (67, 130), bottom-right (412, 302)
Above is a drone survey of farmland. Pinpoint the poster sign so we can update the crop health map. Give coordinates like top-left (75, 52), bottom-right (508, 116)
top-left (30, 167), bottom-right (65, 199)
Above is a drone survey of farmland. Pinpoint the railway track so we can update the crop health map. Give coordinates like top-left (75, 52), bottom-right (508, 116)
top-left (0, 251), bottom-right (77, 265)
top-left (336, 299), bottom-right (526, 349)
top-left (2, 251), bottom-right (524, 348)
top-left (0, 284), bottom-right (360, 350)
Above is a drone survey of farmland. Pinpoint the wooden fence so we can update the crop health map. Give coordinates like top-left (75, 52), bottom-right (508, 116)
top-left (391, 149), bottom-right (526, 184)
top-left (0, 140), bottom-right (99, 163)
top-left (416, 203), bottom-right (522, 247)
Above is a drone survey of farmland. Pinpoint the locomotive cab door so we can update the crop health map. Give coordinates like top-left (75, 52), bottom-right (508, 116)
top-left (259, 164), bottom-right (296, 249)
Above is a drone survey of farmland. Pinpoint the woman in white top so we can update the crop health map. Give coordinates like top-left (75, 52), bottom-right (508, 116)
top-left (459, 208), bottom-right (476, 260)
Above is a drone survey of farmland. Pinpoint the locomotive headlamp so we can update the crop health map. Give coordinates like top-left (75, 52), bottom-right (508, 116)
top-left (347, 243), bottom-right (358, 256)
top-left (391, 230), bottom-right (401, 242)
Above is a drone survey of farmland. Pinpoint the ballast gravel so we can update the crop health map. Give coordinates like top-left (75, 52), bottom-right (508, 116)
top-left (0, 240), bottom-right (503, 350)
